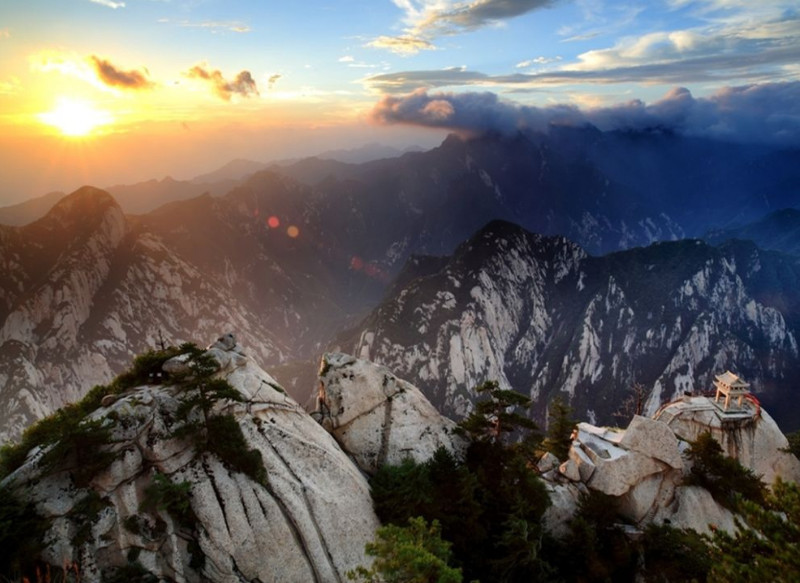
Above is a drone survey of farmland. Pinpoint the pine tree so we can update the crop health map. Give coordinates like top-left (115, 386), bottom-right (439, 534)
top-left (348, 517), bottom-right (462, 583)
top-left (709, 478), bottom-right (800, 582)
top-left (542, 395), bottom-right (575, 461)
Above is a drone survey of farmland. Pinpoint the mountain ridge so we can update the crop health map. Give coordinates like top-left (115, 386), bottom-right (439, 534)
top-left (339, 220), bottom-right (800, 430)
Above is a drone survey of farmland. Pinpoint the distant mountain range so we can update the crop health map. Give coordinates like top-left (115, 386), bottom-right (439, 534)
top-left (338, 220), bottom-right (800, 431)
top-left (1, 128), bottom-right (799, 440)
top-left (705, 208), bottom-right (800, 256)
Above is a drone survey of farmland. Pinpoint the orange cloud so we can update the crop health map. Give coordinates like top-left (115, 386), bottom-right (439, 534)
top-left (90, 56), bottom-right (154, 90)
top-left (185, 64), bottom-right (259, 101)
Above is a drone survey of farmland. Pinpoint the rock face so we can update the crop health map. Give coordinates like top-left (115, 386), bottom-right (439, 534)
top-left (545, 402), bottom-right (800, 537)
top-left (0, 180), bottom-right (383, 442)
top-left (339, 220), bottom-right (800, 430)
top-left (2, 340), bottom-right (379, 583)
top-left (546, 416), bottom-right (729, 536)
top-left (315, 352), bottom-right (468, 474)
top-left (654, 395), bottom-right (800, 485)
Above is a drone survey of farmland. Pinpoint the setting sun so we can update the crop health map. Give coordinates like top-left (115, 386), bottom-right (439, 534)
top-left (38, 98), bottom-right (113, 137)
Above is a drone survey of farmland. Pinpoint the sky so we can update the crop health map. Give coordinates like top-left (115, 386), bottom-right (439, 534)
top-left (1, 0), bottom-right (799, 204)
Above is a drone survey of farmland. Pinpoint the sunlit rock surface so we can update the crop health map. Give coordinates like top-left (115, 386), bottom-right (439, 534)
top-left (314, 352), bottom-right (468, 474)
top-left (546, 401), bottom-right (799, 537)
top-left (655, 395), bottom-right (800, 486)
top-left (2, 340), bottom-right (379, 583)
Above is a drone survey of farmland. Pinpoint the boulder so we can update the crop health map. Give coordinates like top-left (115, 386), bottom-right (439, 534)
top-left (659, 485), bottom-right (737, 536)
top-left (587, 450), bottom-right (665, 497)
top-left (537, 452), bottom-right (560, 474)
top-left (617, 473), bottom-right (679, 524)
top-left (619, 415), bottom-right (683, 470)
top-left (3, 341), bottom-right (379, 583)
top-left (567, 441), bottom-right (596, 482)
top-left (316, 353), bottom-right (468, 474)
top-left (542, 482), bottom-right (584, 539)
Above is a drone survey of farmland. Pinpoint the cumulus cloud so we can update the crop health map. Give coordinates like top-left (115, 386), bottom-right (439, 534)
top-left (370, 82), bottom-right (800, 146)
top-left (366, 35), bottom-right (436, 55)
top-left (89, 0), bottom-right (125, 8)
top-left (185, 65), bottom-right (259, 100)
top-left (90, 56), bottom-right (154, 89)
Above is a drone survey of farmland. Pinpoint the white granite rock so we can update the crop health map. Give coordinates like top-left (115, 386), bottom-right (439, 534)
top-left (660, 485), bottom-right (737, 536)
top-left (3, 342), bottom-right (379, 583)
top-left (542, 482), bottom-right (584, 538)
top-left (316, 352), bottom-right (469, 474)
top-left (537, 452), bottom-right (560, 474)
top-left (568, 442), bottom-right (597, 482)
top-left (655, 395), bottom-right (800, 485)
top-left (587, 450), bottom-right (665, 497)
top-left (619, 415), bottom-right (683, 470)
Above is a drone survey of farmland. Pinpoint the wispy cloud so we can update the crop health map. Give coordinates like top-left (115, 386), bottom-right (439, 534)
top-left (411, 0), bottom-right (556, 35)
top-left (267, 74), bottom-right (282, 89)
top-left (364, 8), bottom-right (800, 93)
top-left (30, 51), bottom-right (155, 92)
top-left (339, 55), bottom-right (355, 63)
top-left (184, 64), bottom-right (259, 100)
top-left (89, 0), bottom-right (125, 8)
top-left (369, 0), bottom-right (560, 54)
top-left (0, 76), bottom-right (21, 96)
top-left (90, 56), bottom-right (154, 89)
top-left (516, 56), bottom-right (562, 68)
top-left (0, 28), bottom-right (10, 39)
top-left (366, 35), bottom-right (436, 55)
top-left (371, 82), bottom-right (800, 146)
top-left (160, 19), bottom-right (251, 33)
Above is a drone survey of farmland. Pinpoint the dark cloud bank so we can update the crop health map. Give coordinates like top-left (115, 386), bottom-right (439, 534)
top-left (372, 82), bottom-right (800, 147)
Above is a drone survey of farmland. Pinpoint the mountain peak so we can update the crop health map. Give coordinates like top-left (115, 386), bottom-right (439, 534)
top-left (48, 185), bottom-right (119, 218)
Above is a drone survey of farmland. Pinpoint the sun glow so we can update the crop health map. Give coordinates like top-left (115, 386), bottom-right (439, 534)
top-left (38, 97), bottom-right (113, 137)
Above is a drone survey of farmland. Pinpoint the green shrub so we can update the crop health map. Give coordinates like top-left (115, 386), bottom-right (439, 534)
top-left (206, 415), bottom-right (267, 485)
top-left (0, 344), bottom-right (185, 480)
top-left (102, 561), bottom-right (160, 583)
top-left (348, 517), bottom-right (462, 583)
top-left (558, 491), bottom-right (637, 582)
top-left (708, 478), bottom-right (800, 581)
top-left (0, 486), bottom-right (49, 579)
top-left (641, 523), bottom-right (711, 582)
top-left (71, 490), bottom-right (111, 548)
top-left (541, 395), bottom-right (575, 461)
top-left (141, 472), bottom-right (196, 528)
top-left (685, 431), bottom-right (766, 509)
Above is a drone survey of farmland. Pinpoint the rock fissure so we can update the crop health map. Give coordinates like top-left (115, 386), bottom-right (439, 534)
top-left (376, 397), bottom-right (394, 468)
top-left (263, 479), bottom-right (323, 583)
top-left (263, 436), bottom-right (341, 583)
top-left (202, 457), bottom-right (233, 539)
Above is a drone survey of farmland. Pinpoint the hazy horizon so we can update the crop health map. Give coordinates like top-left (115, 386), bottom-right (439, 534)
top-left (2, 0), bottom-right (798, 205)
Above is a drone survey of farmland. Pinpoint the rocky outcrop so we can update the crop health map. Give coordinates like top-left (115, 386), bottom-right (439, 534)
top-left (339, 221), bottom-right (800, 431)
top-left (540, 416), bottom-right (725, 537)
top-left (315, 353), bottom-right (468, 474)
top-left (2, 339), bottom-right (379, 583)
top-left (655, 395), bottom-right (800, 485)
